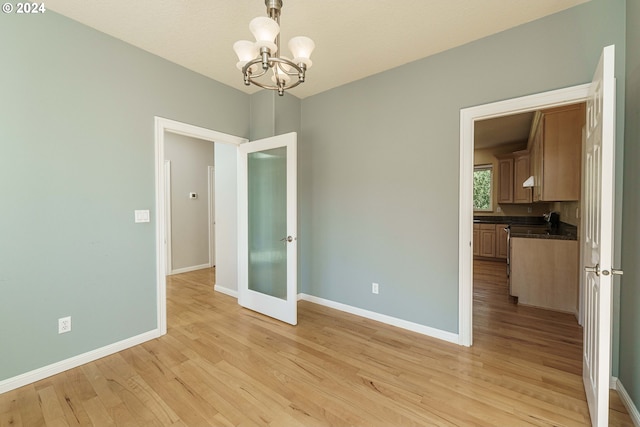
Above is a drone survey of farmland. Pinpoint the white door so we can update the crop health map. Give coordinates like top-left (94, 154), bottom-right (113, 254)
top-left (238, 132), bottom-right (297, 325)
top-left (582, 45), bottom-right (619, 427)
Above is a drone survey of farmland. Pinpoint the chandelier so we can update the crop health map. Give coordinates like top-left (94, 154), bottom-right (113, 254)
top-left (233, 0), bottom-right (315, 96)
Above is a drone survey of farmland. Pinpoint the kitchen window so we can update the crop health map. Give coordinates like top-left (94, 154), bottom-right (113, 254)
top-left (473, 164), bottom-right (493, 211)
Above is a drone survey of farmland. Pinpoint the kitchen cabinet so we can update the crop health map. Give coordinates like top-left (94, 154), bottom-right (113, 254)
top-left (495, 224), bottom-right (508, 259)
top-left (473, 224), bottom-right (480, 256)
top-left (497, 157), bottom-right (514, 204)
top-left (528, 104), bottom-right (585, 202)
top-left (510, 237), bottom-right (578, 313)
top-left (479, 224), bottom-right (496, 258)
top-left (473, 223), bottom-right (507, 259)
top-left (513, 152), bottom-right (532, 203)
top-left (497, 151), bottom-right (532, 204)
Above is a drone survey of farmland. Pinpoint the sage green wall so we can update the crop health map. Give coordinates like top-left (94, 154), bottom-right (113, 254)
top-left (249, 90), bottom-right (277, 141)
top-left (0, 12), bottom-right (249, 381)
top-left (165, 133), bottom-right (215, 271)
top-left (620, 0), bottom-right (640, 412)
top-left (300, 0), bottom-right (626, 333)
top-left (249, 90), bottom-right (301, 139)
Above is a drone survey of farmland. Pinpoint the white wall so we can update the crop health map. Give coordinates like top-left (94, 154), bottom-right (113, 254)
top-left (214, 142), bottom-right (239, 293)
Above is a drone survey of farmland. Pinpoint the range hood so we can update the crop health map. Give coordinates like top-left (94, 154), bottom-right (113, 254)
top-left (522, 176), bottom-right (534, 187)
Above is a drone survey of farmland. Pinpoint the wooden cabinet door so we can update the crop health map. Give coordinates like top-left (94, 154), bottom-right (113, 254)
top-left (473, 224), bottom-right (480, 256)
top-left (531, 120), bottom-right (543, 202)
top-left (513, 152), bottom-right (532, 204)
top-left (497, 157), bottom-right (514, 204)
top-left (479, 224), bottom-right (496, 258)
top-left (495, 224), bottom-right (508, 259)
top-left (540, 104), bottom-right (584, 201)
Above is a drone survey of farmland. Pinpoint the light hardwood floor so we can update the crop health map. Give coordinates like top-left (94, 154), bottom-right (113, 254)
top-left (0, 261), bottom-right (633, 426)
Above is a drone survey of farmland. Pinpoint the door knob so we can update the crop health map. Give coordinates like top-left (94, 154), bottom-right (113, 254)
top-left (585, 263), bottom-right (600, 276)
top-left (602, 268), bottom-right (623, 276)
top-left (280, 236), bottom-right (294, 243)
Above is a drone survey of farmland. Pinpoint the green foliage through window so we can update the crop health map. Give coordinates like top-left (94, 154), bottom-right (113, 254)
top-left (473, 165), bottom-right (492, 211)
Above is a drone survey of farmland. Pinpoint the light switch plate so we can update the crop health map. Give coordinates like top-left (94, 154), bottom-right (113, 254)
top-left (134, 210), bottom-right (150, 223)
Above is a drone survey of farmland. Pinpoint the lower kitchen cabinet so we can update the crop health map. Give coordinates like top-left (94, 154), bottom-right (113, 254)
top-left (479, 224), bottom-right (496, 258)
top-left (510, 237), bottom-right (578, 314)
top-left (473, 223), bottom-right (508, 260)
top-left (495, 224), bottom-right (508, 259)
top-left (473, 224), bottom-right (480, 256)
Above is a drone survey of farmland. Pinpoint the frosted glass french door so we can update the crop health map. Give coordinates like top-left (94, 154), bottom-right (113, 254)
top-left (238, 132), bottom-right (297, 325)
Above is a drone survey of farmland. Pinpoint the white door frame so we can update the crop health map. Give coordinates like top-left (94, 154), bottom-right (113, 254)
top-left (164, 160), bottom-right (173, 274)
top-left (458, 84), bottom-right (590, 347)
top-left (154, 117), bottom-right (247, 335)
top-left (208, 165), bottom-right (216, 268)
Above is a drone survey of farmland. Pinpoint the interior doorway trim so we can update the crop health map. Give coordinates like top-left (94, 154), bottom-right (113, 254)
top-left (458, 84), bottom-right (590, 347)
top-left (154, 117), bottom-right (247, 335)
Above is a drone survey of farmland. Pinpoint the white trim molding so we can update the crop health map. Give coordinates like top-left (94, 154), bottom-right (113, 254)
top-left (169, 263), bottom-right (211, 275)
top-left (613, 377), bottom-right (640, 426)
top-left (458, 84), bottom-right (590, 347)
top-left (298, 293), bottom-right (459, 344)
top-left (0, 329), bottom-right (161, 395)
top-left (214, 285), bottom-right (238, 298)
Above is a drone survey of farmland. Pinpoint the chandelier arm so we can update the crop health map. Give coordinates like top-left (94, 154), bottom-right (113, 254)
top-left (269, 57), bottom-right (303, 74)
top-left (242, 58), bottom-right (269, 79)
top-left (248, 78), bottom-right (303, 92)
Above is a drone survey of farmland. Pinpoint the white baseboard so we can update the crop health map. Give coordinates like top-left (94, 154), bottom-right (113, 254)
top-left (212, 289), bottom-right (456, 343)
top-left (214, 285), bottom-right (238, 298)
top-left (298, 293), bottom-right (459, 345)
top-left (0, 329), bottom-right (161, 395)
top-left (614, 377), bottom-right (640, 426)
top-left (169, 263), bottom-right (211, 275)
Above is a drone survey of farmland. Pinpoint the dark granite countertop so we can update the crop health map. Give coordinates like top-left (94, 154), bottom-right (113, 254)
top-left (473, 215), bottom-right (546, 226)
top-left (474, 216), bottom-right (578, 241)
top-left (510, 224), bottom-right (577, 241)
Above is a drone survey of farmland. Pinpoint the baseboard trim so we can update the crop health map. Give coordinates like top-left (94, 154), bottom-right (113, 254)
top-left (169, 263), bottom-right (211, 275)
top-left (298, 293), bottom-right (459, 345)
top-left (213, 289), bottom-right (457, 343)
top-left (214, 285), bottom-right (238, 298)
top-left (615, 378), bottom-right (640, 426)
top-left (0, 329), bottom-right (161, 395)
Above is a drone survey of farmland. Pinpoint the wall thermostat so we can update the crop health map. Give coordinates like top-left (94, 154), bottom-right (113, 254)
top-left (189, 192), bottom-right (198, 199)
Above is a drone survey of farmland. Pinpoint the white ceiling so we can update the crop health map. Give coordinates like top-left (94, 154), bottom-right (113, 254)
top-left (46, 0), bottom-right (588, 99)
top-left (475, 112), bottom-right (535, 149)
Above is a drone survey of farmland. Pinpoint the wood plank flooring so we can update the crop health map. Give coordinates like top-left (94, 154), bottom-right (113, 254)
top-left (0, 261), bottom-right (633, 426)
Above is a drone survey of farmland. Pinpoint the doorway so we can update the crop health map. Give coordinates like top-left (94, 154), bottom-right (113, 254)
top-left (458, 83), bottom-right (590, 346)
top-left (154, 117), bottom-right (248, 335)
top-left (164, 133), bottom-right (215, 275)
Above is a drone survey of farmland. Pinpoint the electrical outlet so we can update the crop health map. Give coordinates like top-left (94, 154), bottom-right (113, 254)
top-left (372, 282), bottom-right (379, 294)
top-left (58, 316), bottom-right (71, 334)
top-left (527, 207), bottom-right (532, 213)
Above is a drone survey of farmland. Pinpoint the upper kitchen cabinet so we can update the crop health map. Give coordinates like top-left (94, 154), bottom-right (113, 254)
top-left (496, 156), bottom-right (514, 204)
top-left (497, 150), bottom-right (532, 204)
top-left (529, 104), bottom-right (585, 202)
